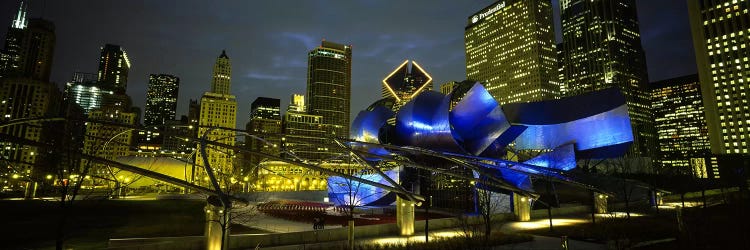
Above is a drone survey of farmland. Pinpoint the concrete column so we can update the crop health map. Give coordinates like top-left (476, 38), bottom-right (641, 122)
top-left (23, 182), bottom-right (37, 199)
top-left (594, 192), bottom-right (608, 214)
top-left (512, 193), bottom-right (531, 221)
top-left (205, 204), bottom-right (229, 250)
top-left (396, 196), bottom-right (415, 236)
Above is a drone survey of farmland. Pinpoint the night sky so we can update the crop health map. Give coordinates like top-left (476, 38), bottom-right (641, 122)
top-left (0, 0), bottom-right (696, 128)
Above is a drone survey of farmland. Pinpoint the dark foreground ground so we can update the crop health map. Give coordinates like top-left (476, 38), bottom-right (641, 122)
top-left (0, 199), bottom-right (266, 249)
top-left (2, 191), bottom-right (748, 249)
top-left (523, 192), bottom-right (750, 249)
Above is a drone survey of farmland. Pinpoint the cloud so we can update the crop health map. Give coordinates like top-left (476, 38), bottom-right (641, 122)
top-left (245, 72), bottom-right (294, 81)
top-left (278, 32), bottom-right (319, 49)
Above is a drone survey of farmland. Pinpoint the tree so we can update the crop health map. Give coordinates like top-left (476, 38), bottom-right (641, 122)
top-left (475, 188), bottom-right (510, 244)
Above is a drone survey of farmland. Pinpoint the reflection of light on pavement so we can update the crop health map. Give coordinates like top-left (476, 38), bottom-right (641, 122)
top-left (368, 236), bottom-right (424, 245)
top-left (662, 202), bottom-right (702, 208)
top-left (595, 212), bottom-right (643, 218)
top-left (366, 230), bottom-right (463, 246)
top-left (431, 231), bottom-right (462, 238)
top-left (509, 218), bottom-right (587, 230)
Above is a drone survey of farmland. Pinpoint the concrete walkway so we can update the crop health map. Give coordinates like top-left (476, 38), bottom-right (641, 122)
top-left (250, 230), bottom-right (605, 250)
top-left (239, 211), bottom-right (608, 249)
top-left (245, 213), bottom-right (342, 233)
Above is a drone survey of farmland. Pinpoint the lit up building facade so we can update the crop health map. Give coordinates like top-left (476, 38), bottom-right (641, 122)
top-left (440, 81), bottom-right (458, 95)
top-left (651, 75), bottom-right (716, 178)
top-left (560, 0), bottom-right (655, 158)
top-left (688, 0), bottom-right (750, 155)
top-left (63, 72), bottom-right (112, 114)
top-left (244, 97), bottom-right (282, 175)
top-left (0, 78), bottom-right (61, 178)
top-left (97, 44), bottom-right (130, 93)
top-left (283, 94), bottom-right (330, 161)
top-left (465, 0), bottom-right (559, 104)
top-left (307, 40), bottom-right (352, 139)
top-left (161, 116), bottom-right (196, 157)
top-left (196, 50), bottom-right (237, 180)
top-left (144, 74), bottom-right (179, 126)
top-left (81, 109), bottom-right (137, 180)
top-left (256, 161), bottom-right (359, 192)
top-left (249, 97), bottom-right (281, 120)
top-left (382, 60), bottom-right (433, 111)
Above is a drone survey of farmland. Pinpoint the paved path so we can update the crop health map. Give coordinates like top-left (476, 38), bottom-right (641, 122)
top-left (250, 230), bottom-right (606, 250)
top-left (238, 211), bottom-right (609, 249)
top-left (244, 213), bottom-right (342, 233)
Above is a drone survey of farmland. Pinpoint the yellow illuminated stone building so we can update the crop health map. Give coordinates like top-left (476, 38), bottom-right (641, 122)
top-left (464, 0), bottom-right (559, 104)
top-left (196, 50), bottom-right (237, 183)
top-left (82, 108), bottom-right (137, 181)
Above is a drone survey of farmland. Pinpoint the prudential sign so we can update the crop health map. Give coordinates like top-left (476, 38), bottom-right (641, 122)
top-left (471, 2), bottom-right (506, 24)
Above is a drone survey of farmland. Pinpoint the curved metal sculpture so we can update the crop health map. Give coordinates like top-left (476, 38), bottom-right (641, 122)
top-left (347, 82), bottom-right (634, 203)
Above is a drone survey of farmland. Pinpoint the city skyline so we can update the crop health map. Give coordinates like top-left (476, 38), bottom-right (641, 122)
top-left (0, 0), bottom-right (695, 129)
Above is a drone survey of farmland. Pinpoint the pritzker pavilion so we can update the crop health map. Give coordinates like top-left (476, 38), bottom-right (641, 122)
top-left (332, 81), bottom-right (634, 234)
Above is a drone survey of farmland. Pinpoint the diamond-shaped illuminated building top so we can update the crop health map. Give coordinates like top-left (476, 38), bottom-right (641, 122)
top-left (381, 60), bottom-right (433, 110)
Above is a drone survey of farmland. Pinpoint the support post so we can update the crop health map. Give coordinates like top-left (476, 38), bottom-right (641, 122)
top-left (348, 220), bottom-right (355, 250)
top-left (24, 181), bottom-right (38, 199)
top-left (396, 196), bottom-right (415, 235)
top-left (594, 192), bottom-right (608, 214)
top-left (512, 193), bottom-right (531, 222)
top-left (205, 203), bottom-right (229, 250)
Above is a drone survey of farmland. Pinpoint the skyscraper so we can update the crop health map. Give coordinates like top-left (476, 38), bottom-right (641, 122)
top-left (465, 0), bottom-right (558, 104)
top-left (64, 72), bottom-right (112, 114)
top-left (307, 40), bottom-right (352, 139)
top-left (144, 74), bottom-right (180, 126)
top-left (17, 18), bottom-right (55, 82)
top-left (560, 0), bottom-right (655, 158)
top-left (81, 44), bottom-right (137, 177)
top-left (382, 60), bottom-right (433, 111)
top-left (244, 97), bottom-right (282, 175)
top-left (688, 0), bottom-right (750, 155)
top-left (0, 6), bottom-right (59, 186)
top-left (651, 75), bottom-right (715, 178)
top-left (196, 50), bottom-right (237, 179)
top-left (97, 44), bottom-right (130, 93)
top-left (0, 1), bottom-right (27, 78)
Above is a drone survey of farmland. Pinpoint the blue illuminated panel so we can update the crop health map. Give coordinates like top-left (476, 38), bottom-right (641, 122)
top-left (394, 91), bottom-right (464, 153)
top-left (449, 83), bottom-right (511, 155)
top-left (513, 105), bottom-right (633, 153)
top-left (327, 169), bottom-right (399, 206)
top-left (523, 144), bottom-right (576, 171)
top-left (350, 98), bottom-right (396, 159)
